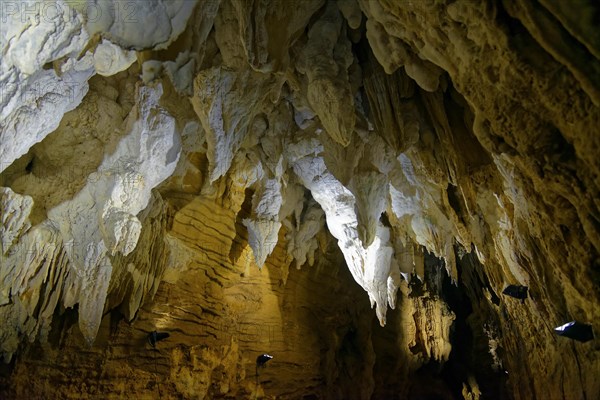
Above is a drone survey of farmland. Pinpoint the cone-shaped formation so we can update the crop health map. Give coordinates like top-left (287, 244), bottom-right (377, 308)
top-left (502, 285), bottom-right (528, 301)
top-left (148, 331), bottom-right (170, 348)
top-left (256, 354), bottom-right (273, 367)
top-left (554, 322), bottom-right (594, 343)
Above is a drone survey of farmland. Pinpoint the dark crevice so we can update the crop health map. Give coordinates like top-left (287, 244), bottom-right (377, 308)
top-left (439, 263), bottom-right (475, 399)
top-left (495, 0), bottom-right (558, 73)
top-left (440, 253), bottom-right (511, 400)
top-left (446, 184), bottom-right (466, 225)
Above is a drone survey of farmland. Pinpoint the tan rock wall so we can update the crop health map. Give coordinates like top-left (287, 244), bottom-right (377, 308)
top-left (1, 184), bottom-right (460, 399)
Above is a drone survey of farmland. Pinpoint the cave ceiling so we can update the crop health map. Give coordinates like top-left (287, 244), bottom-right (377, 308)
top-left (0, 0), bottom-right (599, 399)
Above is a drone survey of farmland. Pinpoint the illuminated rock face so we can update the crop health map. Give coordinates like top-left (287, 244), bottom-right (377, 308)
top-left (1, 1), bottom-right (599, 399)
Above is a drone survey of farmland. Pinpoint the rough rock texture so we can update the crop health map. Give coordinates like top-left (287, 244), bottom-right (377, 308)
top-left (1, 0), bottom-right (599, 399)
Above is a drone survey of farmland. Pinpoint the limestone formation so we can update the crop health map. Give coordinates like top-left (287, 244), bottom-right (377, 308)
top-left (1, 0), bottom-right (599, 399)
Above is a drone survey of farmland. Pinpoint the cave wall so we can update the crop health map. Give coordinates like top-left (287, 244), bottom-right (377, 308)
top-left (1, 0), bottom-right (599, 399)
top-left (1, 173), bottom-right (461, 399)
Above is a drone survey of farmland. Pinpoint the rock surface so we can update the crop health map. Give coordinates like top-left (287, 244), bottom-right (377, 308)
top-left (1, 0), bottom-right (599, 399)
